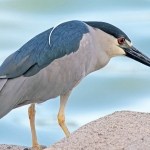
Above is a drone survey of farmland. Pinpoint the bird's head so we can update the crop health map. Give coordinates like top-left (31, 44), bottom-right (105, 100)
top-left (86, 21), bottom-right (150, 67)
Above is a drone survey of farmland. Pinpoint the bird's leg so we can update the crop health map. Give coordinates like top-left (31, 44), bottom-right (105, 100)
top-left (28, 103), bottom-right (41, 150)
top-left (58, 92), bottom-right (71, 137)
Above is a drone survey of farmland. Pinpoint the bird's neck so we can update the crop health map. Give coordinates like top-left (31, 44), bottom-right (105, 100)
top-left (83, 26), bottom-right (110, 75)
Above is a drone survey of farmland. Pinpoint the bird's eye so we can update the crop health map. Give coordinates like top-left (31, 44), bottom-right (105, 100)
top-left (118, 37), bottom-right (125, 45)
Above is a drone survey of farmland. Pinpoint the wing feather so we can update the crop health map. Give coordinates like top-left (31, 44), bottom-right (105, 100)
top-left (0, 20), bottom-right (89, 79)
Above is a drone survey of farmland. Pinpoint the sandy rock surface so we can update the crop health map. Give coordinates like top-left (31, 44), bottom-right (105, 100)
top-left (46, 111), bottom-right (150, 150)
top-left (0, 144), bottom-right (28, 150)
top-left (1, 111), bottom-right (150, 150)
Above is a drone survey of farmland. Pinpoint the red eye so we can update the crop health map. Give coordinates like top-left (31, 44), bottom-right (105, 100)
top-left (118, 37), bottom-right (125, 45)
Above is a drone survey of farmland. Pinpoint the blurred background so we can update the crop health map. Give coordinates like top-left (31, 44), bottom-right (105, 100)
top-left (0, 0), bottom-right (150, 147)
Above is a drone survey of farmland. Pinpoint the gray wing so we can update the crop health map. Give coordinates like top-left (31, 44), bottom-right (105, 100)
top-left (0, 28), bottom-right (53, 78)
top-left (0, 20), bottom-right (89, 79)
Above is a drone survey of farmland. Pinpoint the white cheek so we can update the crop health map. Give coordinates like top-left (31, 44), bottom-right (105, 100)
top-left (117, 47), bottom-right (126, 55)
top-left (110, 46), bottom-right (125, 57)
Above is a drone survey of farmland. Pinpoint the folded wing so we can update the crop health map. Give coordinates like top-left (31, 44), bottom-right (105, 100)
top-left (0, 20), bottom-right (89, 79)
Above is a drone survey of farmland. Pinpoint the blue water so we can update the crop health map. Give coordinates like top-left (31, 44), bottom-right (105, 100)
top-left (0, 0), bottom-right (150, 147)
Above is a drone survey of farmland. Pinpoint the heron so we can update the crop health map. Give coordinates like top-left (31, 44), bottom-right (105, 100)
top-left (0, 20), bottom-right (150, 150)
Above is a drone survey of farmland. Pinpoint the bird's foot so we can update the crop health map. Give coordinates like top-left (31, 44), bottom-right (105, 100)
top-left (28, 144), bottom-right (46, 150)
top-left (32, 144), bottom-right (42, 150)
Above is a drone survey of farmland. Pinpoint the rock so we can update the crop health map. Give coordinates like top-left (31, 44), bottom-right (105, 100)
top-left (0, 144), bottom-right (47, 150)
top-left (45, 111), bottom-right (150, 150)
top-left (1, 111), bottom-right (150, 150)
top-left (0, 144), bottom-right (28, 150)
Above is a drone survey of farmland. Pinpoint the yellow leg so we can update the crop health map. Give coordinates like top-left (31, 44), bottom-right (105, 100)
top-left (28, 104), bottom-right (41, 150)
top-left (58, 92), bottom-right (71, 137)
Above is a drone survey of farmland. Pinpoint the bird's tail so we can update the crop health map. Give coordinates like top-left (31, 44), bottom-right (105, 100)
top-left (0, 78), bottom-right (12, 119)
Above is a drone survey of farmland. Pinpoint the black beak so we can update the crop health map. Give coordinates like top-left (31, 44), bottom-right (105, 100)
top-left (124, 46), bottom-right (150, 67)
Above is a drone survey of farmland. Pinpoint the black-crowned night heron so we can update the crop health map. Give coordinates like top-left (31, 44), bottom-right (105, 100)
top-left (0, 20), bottom-right (150, 150)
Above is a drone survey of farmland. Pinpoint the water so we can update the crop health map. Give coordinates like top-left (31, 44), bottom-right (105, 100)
top-left (0, 0), bottom-right (150, 147)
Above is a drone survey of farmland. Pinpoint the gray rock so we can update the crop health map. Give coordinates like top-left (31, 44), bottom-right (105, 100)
top-left (1, 111), bottom-right (150, 150)
top-left (45, 111), bottom-right (150, 150)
